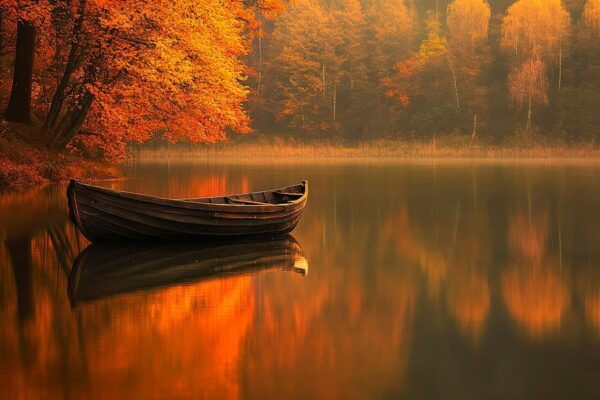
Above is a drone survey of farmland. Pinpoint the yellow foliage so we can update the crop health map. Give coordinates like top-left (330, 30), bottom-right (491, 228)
top-left (584, 0), bottom-right (600, 35)
top-left (501, 0), bottom-right (570, 61)
top-left (447, 0), bottom-right (491, 54)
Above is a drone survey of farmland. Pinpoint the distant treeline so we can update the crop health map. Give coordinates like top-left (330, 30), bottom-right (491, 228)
top-left (246, 0), bottom-right (600, 142)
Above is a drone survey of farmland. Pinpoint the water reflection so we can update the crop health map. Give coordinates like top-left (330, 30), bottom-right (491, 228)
top-left (2, 163), bottom-right (600, 398)
top-left (69, 236), bottom-right (307, 304)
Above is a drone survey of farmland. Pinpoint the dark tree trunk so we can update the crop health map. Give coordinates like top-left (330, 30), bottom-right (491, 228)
top-left (4, 20), bottom-right (36, 124)
top-left (49, 89), bottom-right (94, 150)
top-left (44, 0), bottom-right (87, 132)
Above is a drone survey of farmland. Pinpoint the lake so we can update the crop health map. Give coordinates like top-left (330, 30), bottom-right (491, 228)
top-left (2, 160), bottom-right (600, 399)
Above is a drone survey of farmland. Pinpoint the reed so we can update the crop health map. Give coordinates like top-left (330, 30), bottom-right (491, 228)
top-left (134, 137), bottom-right (600, 162)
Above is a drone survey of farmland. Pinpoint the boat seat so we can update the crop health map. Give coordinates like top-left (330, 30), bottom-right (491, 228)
top-left (225, 197), bottom-right (271, 206)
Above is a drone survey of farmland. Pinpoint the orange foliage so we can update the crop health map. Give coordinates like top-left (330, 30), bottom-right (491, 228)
top-left (76, 0), bottom-right (254, 159)
top-left (2, 0), bottom-right (285, 159)
top-left (383, 60), bottom-right (418, 107)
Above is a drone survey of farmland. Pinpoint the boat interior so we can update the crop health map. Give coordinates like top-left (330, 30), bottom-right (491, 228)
top-left (182, 182), bottom-right (306, 206)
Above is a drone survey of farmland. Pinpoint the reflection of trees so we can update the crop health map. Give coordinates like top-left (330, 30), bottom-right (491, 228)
top-left (380, 204), bottom-right (491, 346)
top-left (4, 166), bottom-right (600, 397)
top-left (502, 264), bottom-right (568, 338)
top-left (447, 266), bottom-right (490, 344)
top-left (121, 170), bottom-right (250, 200)
top-left (5, 237), bottom-right (34, 321)
top-left (578, 270), bottom-right (600, 334)
top-left (503, 211), bottom-right (569, 338)
top-left (0, 225), bottom-right (88, 398)
top-left (76, 277), bottom-right (254, 399)
top-left (446, 209), bottom-right (492, 344)
top-left (244, 258), bottom-right (415, 398)
top-left (0, 187), bottom-right (91, 397)
top-left (585, 291), bottom-right (600, 333)
top-left (380, 207), bottom-right (448, 301)
top-left (249, 191), bottom-right (419, 398)
top-left (507, 212), bottom-right (549, 262)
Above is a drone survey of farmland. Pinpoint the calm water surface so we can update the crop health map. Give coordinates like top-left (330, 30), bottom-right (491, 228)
top-left (2, 160), bottom-right (600, 399)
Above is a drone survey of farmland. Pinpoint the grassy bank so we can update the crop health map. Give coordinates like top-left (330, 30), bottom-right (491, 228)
top-left (0, 122), bottom-right (120, 189)
top-left (5, 127), bottom-right (600, 189)
top-left (135, 135), bottom-right (600, 162)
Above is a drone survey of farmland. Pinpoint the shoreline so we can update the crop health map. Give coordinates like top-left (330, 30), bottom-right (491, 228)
top-left (5, 134), bottom-right (600, 189)
top-left (0, 132), bottom-right (120, 189)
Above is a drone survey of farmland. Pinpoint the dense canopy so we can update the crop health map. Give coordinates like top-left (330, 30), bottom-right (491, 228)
top-left (3, 0), bottom-right (600, 157)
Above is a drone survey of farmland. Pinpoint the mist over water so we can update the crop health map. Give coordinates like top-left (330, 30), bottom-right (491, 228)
top-left (2, 160), bottom-right (600, 398)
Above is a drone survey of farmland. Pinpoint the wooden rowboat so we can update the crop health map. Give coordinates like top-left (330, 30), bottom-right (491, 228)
top-left (67, 179), bottom-right (308, 242)
top-left (68, 236), bottom-right (307, 304)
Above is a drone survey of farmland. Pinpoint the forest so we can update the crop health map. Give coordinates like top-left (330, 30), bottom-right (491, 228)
top-left (249, 0), bottom-right (600, 142)
top-left (1, 0), bottom-right (600, 164)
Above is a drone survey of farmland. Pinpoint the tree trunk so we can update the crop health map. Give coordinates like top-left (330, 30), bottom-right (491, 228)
top-left (332, 85), bottom-right (337, 122)
top-left (558, 39), bottom-right (563, 94)
top-left (44, 0), bottom-right (87, 132)
top-left (49, 89), bottom-right (94, 150)
top-left (470, 113), bottom-right (477, 146)
top-left (256, 32), bottom-right (262, 95)
top-left (322, 65), bottom-right (326, 97)
top-left (526, 95), bottom-right (532, 132)
top-left (448, 54), bottom-right (460, 109)
top-left (4, 20), bottom-right (36, 124)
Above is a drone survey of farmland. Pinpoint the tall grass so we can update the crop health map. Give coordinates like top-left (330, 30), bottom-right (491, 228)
top-left (134, 136), bottom-right (600, 163)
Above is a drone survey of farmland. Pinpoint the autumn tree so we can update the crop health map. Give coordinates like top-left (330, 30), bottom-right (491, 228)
top-left (447, 0), bottom-right (490, 56)
top-left (584, 0), bottom-right (600, 35)
top-left (72, 0), bottom-right (251, 156)
top-left (323, 0), bottom-right (368, 131)
top-left (554, 0), bottom-right (600, 140)
top-left (1, 0), bottom-right (279, 157)
top-left (365, 0), bottom-right (416, 78)
top-left (502, 0), bottom-right (570, 60)
top-left (344, 0), bottom-right (413, 135)
top-left (508, 57), bottom-right (548, 131)
top-left (501, 0), bottom-right (570, 91)
top-left (446, 0), bottom-right (491, 138)
top-left (264, 0), bottom-right (329, 131)
top-left (384, 12), bottom-right (464, 135)
top-left (239, 0), bottom-right (284, 128)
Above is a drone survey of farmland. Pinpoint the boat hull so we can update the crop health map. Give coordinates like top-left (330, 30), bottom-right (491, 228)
top-left (67, 180), bottom-right (308, 242)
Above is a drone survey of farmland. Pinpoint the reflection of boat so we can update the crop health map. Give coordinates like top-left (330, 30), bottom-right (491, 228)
top-left (67, 179), bottom-right (308, 242)
top-left (68, 236), bottom-right (307, 304)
